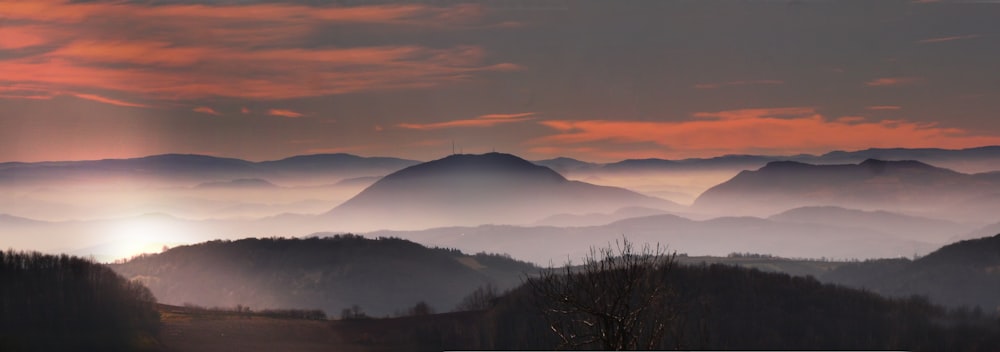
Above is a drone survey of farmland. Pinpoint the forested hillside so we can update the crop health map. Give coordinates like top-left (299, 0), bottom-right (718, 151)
top-left (0, 251), bottom-right (161, 351)
top-left (112, 235), bottom-right (537, 316)
top-left (823, 234), bottom-right (1000, 310)
top-left (417, 263), bottom-right (1000, 351)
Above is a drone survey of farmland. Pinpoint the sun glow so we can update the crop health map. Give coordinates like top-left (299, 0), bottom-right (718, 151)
top-left (103, 215), bottom-right (182, 262)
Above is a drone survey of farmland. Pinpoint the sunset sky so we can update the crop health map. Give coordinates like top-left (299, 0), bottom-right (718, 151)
top-left (2, 0), bottom-right (999, 162)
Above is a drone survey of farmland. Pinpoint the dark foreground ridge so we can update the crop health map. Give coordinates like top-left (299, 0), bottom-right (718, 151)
top-left (0, 250), bottom-right (160, 351)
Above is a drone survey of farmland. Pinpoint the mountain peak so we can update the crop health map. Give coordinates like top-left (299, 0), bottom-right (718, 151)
top-left (325, 153), bottom-right (672, 230)
top-left (384, 152), bottom-right (566, 182)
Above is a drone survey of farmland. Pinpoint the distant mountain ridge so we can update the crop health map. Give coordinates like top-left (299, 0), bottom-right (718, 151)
top-left (692, 159), bottom-right (999, 221)
top-left (769, 206), bottom-right (969, 244)
top-left (324, 153), bottom-right (679, 230)
top-left (0, 153), bottom-right (418, 185)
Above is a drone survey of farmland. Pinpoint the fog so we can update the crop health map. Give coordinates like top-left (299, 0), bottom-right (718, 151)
top-left (2, 150), bottom-right (998, 265)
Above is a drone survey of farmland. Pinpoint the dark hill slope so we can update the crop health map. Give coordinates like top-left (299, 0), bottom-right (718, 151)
top-left (475, 263), bottom-right (1000, 351)
top-left (0, 250), bottom-right (160, 351)
top-left (325, 153), bottom-right (677, 230)
top-left (822, 234), bottom-right (1000, 309)
top-left (111, 235), bottom-right (536, 317)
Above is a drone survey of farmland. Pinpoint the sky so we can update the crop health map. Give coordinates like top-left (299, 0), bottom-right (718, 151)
top-left (2, 0), bottom-right (1000, 163)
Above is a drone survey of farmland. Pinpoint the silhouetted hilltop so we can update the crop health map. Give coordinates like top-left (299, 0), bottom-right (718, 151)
top-left (693, 159), bottom-right (994, 219)
top-left (325, 153), bottom-right (677, 230)
top-left (111, 235), bottom-right (536, 317)
top-left (822, 234), bottom-right (1000, 309)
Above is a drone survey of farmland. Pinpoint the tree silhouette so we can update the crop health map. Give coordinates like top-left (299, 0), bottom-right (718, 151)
top-left (527, 238), bottom-right (677, 350)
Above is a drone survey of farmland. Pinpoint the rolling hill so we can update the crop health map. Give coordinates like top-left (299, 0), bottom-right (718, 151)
top-left (323, 153), bottom-right (679, 231)
top-left (111, 235), bottom-right (537, 317)
top-left (821, 234), bottom-right (1000, 310)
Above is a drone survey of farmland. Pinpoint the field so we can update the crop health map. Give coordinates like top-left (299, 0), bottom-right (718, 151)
top-left (157, 304), bottom-right (484, 352)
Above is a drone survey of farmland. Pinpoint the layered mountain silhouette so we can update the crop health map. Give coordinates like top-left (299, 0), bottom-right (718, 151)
top-left (769, 206), bottom-right (969, 244)
top-left (369, 213), bottom-right (937, 265)
top-left (323, 153), bottom-right (678, 230)
top-left (693, 159), bottom-right (999, 220)
top-left (0, 153), bottom-right (417, 186)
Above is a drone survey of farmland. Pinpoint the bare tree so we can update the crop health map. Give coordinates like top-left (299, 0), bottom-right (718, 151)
top-left (455, 283), bottom-right (499, 311)
top-left (527, 238), bottom-right (677, 350)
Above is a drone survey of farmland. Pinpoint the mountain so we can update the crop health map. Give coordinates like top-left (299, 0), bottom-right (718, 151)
top-left (369, 214), bottom-right (937, 265)
top-left (952, 222), bottom-right (1000, 242)
top-left (532, 206), bottom-right (669, 227)
top-left (692, 159), bottom-right (998, 220)
top-left (812, 146), bottom-right (1000, 173)
top-left (0, 213), bottom-right (45, 226)
top-left (194, 178), bottom-right (278, 189)
top-left (531, 157), bottom-right (599, 174)
top-left (769, 206), bottom-right (970, 244)
top-left (110, 235), bottom-right (536, 317)
top-left (323, 153), bottom-right (679, 231)
top-left (0, 153), bottom-right (417, 186)
top-left (821, 234), bottom-right (1000, 310)
top-left (256, 153), bottom-right (417, 181)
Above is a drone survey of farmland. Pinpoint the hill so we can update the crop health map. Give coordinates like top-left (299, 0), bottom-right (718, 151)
top-left (0, 250), bottom-right (161, 351)
top-left (371, 214), bottom-right (936, 265)
top-left (471, 262), bottom-right (1000, 351)
top-left (324, 153), bottom-right (679, 231)
top-left (149, 254), bottom-right (1000, 351)
top-left (821, 234), bottom-right (1000, 310)
top-left (769, 206), bottom-right (969, 244)
top-left (692, 159), bottom-right (998, 220)
top-left (111, 235), bottom-right (537, 317)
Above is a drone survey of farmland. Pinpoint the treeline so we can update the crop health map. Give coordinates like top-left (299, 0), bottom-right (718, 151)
top-left (395, 239), bottom-right (1000, 352)
top-left (469, 264), bottom-right (1000, 351)
top-left (175, 303), bottom-right (327, 320)
top-left (0, 250), bottom-right (161, 351)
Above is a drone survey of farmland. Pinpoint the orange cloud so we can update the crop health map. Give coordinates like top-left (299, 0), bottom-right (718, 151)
top-left (867, 105), bottom-right (902, 111)
top-left (0, 26), bottom-right (54, 49)
top-left (397, 112), bottom-right (535, 130)
top-left (693, 80), bottom-right (784, 89)
top-left (193, 107), bottom-right (221, 115)
top-left (0, 0), bottom-right (520, 103)
top-left (532, 107), bottom-right (1000, 159)
top-left (71, 93), bottom-right (150, 108)
top-left (268, 109), bottom-right (304, 118)
top-left (918, 35), bottom-right (980, 44)
top-left (865, 77), bottom-right (922, 87)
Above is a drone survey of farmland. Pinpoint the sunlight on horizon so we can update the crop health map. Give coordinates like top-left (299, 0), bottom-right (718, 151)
top-left (101, 216), bottom-right (185, 262)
